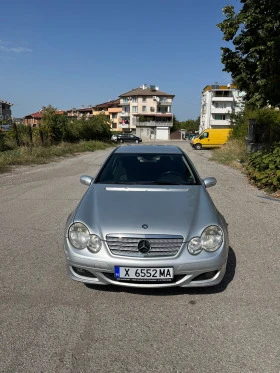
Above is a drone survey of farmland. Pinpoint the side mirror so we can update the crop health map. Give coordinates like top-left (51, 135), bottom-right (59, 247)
top-left (80, 175), bottom-right (94, 186)
top-left (203, 177), bottom-right (217, 188)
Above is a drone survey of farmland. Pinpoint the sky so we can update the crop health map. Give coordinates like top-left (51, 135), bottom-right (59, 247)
top-left (0, 0), bottom-right (241, 121)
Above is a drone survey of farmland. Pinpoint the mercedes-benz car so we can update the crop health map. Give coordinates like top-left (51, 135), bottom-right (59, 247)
top-left (112, 134), bottom-right (142, 143)
top-left (63, 145), bottom-right (229, 288)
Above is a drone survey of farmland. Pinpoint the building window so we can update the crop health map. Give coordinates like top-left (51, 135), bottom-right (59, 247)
top-left (214, 102), bottom-right (229, 109)
top-left (142, 97), bottom-right (146, 102)
top-left (112, 113), bottom-right (117, 119)
top-left (132, 106), bottom-right (138, 113)
top-left (142, 106), bottom-right (146, 112)
top-left (122, 98), bottom-right (128, 103)
top-left (132, 97), bottom-right (138, 103)
top-left (214, 91), bottom-right (231, 97)
top-left (112, 123), bottom-right (117, 129)
top-left (214, 114), bottom-right (226, 120)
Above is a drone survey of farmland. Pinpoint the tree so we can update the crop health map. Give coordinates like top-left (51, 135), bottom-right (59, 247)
top-left (41, 105), bottom-right (68, 144)
top-left (171, 115), bottom-right (181, 132)
top-left (172, 116), bottom-right (199, 133)
top-left (217, 0), bottom-right (280, 107)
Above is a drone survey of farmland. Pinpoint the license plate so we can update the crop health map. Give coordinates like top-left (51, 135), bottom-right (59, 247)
top-left (114, 267), bottom-right (174, 281)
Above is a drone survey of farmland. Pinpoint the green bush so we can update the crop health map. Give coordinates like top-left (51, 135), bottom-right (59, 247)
top-left (63, 115), bottom-right (111, 143)
top-left (63, 120), bottom-right (82, 142)
top-left (0, 132), bottom-right (9, 152)
top-left (229, 111), bottom-right (248, 140)
top-left (230, 107), bottom-right (280, 143)
top-left (245, 142), bottom-right (280, 191)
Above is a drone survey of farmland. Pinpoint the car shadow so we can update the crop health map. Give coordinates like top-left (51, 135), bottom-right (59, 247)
top-left (85, 247), bottom-right (236, 296)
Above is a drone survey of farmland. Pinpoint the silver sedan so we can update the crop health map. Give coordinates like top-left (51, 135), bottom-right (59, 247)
top-left (63, 145), bottom-right (229, 288)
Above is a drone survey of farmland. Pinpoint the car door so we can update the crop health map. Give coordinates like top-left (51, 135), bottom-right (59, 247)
top-left (127, 134), bottom-right (134, 142)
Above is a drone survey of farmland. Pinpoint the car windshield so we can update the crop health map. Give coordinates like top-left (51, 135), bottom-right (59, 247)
top-left (95, 153), bottom-right (198, 185)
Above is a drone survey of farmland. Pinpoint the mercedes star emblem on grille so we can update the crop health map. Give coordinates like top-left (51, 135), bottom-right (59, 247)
top-left (138, 240), bottom-right (151, 254)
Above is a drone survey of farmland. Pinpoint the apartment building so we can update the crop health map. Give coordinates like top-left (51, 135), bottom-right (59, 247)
top-left (119, 84), bottom-right (175, 140)
top-left (0, 100), bottom-right (13, 124)
top-left (200, 84), bottom-right (245, 132)
top-left (93, 99), bottom-right (122, 131)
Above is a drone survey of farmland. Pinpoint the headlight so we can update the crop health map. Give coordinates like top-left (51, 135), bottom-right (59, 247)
top-left (188, 225), bottom-right (223, 255)
top-left (188, 237), bottom-right (203, 255)
top-left (201, 225), bottom-right (223, 252)
top-left (68, 223), bottom-right (90, 249)
top-left (68, 223), bottom-right (102, 253)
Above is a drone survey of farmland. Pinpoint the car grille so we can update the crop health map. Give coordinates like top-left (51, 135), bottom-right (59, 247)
top-left (106, 234), bottom-right (184, 257)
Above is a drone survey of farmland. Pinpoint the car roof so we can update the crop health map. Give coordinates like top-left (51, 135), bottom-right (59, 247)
top-left (114, 145), bottom-right (183, 154)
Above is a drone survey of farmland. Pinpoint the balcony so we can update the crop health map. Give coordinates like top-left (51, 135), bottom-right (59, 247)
top-left (120, 99), bottom-right (130, 105)
top-left (158, 99), bottom-right (172, 105)
top-left (211, 107), bottom-right (233, 114)
top-left (210, 119), bottom-right (231, 126)
top-left (120, 123), bottom-right (136, 129)
top-left (212, 97), bottom-right (234, 102)
top-left (119, 112), bottom-right (130, 117)
top-left (108, 108), bottom-right (122, 113)
top-left (136, 121), bottom-right (173, 128)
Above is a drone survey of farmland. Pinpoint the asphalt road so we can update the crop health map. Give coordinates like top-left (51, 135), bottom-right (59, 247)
top-left (0, 141), bottom-right (279, 373)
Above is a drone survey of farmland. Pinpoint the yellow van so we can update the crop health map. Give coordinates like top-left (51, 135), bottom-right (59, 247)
top-left (191, 129), bottom-right (231, 150)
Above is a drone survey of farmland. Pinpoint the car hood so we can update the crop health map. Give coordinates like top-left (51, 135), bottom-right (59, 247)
top-left (73, 184), bottom-right (222, 241)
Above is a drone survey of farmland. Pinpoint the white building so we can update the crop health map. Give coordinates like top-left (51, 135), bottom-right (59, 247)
top-left (119, 84), bottom-right (175, 141)
top-left (200, 84), bottom-right (245, 133)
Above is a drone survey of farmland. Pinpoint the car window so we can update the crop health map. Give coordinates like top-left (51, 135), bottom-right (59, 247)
top-left (95, 153), bottom-right (198, 185)
top-left (200, 132), bottom-right (209, 139)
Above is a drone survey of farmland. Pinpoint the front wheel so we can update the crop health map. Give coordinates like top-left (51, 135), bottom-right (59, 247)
top-left (194, 143), bottom-right (202, 150)
top-left (135, 140), bottom-right (139, 143)
top-left (119, 139), bottom-right (123, 143)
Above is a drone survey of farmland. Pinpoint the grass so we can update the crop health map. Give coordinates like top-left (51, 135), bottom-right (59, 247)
top-left (0, 141), bottom-right (115, 173)
top-left (211, 139), bottom-right (248, 169)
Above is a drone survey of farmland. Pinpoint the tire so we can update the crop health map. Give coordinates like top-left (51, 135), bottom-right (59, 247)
top-left (135, 140), bottom-right (139, 144)
top-left (119, 139), bottom-right (123, 143)
top-left (195, 143), bottom-right (202, 150)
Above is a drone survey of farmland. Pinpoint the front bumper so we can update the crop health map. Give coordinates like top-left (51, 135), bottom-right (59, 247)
top-left (64, 239), bottom-right (228, 288)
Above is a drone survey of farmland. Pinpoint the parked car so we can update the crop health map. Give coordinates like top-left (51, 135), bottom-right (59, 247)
top-left (111, 134), bottom-right (117, 141)
top-left (63, 145), bottom-right (229, 288)
top-left (113, 133), bottom-right (142, 143)
top-left (187, 133), bottom-right (197, 140)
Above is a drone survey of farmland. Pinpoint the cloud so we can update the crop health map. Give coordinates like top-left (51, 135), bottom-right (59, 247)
top-left (0, 41), bottom-right (32, 53)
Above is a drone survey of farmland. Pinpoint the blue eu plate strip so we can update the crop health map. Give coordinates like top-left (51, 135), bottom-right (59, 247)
top-left (115, 266), bottom-right (120, 278)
